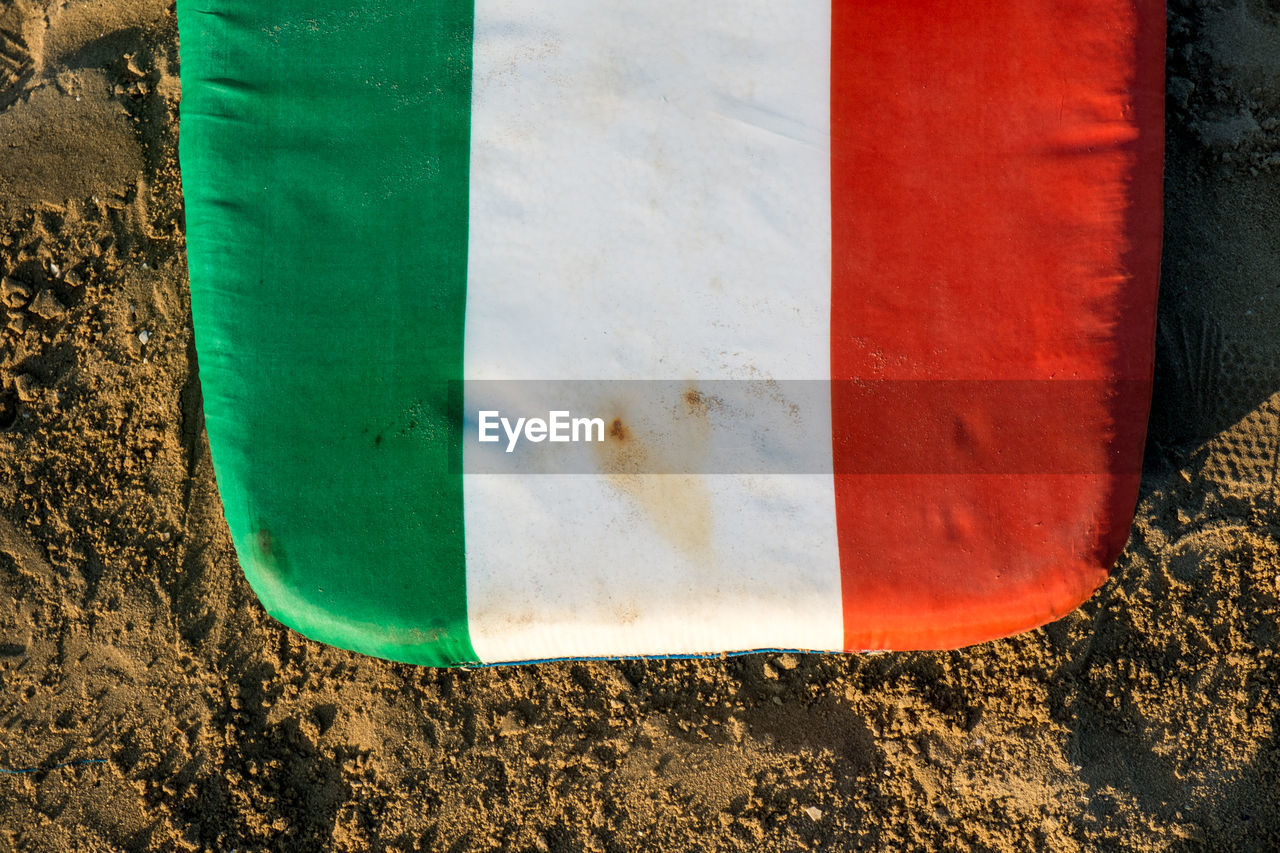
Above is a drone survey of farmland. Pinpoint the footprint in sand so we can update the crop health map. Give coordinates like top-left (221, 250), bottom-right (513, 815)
top-left (0, 4), bottom-right (37, 112)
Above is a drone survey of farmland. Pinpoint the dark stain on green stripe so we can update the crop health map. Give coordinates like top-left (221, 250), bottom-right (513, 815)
top-left (253, 522), bottom-right (291, 582)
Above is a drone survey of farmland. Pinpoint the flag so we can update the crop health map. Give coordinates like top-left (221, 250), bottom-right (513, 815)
top-left (178, 0), bottom-right (1164, 665)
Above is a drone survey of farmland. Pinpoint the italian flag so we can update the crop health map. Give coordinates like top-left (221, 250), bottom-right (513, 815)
top-left (178, 0), bottom-right (1164, 665)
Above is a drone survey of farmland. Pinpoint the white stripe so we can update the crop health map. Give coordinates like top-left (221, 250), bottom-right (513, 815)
top-left (463, 0), bottom-right (842, 662)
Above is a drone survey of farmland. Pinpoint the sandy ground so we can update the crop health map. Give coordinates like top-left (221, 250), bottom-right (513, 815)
top-left (0, 0), bottom-right (1278, 850)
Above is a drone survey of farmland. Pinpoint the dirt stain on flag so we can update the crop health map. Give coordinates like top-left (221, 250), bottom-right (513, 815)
top-left (596, 396), bottom-right (714, 560)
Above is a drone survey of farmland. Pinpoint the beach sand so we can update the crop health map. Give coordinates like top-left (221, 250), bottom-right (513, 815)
top-left (1, 1), bottom-right (1278, 849)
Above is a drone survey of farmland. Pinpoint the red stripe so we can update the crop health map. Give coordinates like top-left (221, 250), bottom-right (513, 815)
top-left (830, 0), bottom-right (1164, 649)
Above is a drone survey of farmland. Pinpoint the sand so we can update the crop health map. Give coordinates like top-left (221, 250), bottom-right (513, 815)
top-left (1, 0), bottom-right (1278, 850)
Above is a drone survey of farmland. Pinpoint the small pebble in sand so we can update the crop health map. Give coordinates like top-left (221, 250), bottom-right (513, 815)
top-left (139, 330), bottom-right (151, 344)
top-left (804, 806), bottom-right (823, 821)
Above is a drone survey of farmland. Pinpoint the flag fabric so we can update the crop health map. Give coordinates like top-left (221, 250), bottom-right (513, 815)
top-left (177, 0), bottom-right (1164, 666)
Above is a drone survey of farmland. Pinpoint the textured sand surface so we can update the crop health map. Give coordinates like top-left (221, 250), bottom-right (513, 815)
top-left (1, 1), bottom-right (1278, 850)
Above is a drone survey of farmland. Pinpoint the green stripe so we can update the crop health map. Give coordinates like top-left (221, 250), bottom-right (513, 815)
top-left (178, 0), bottom-right (477, 664)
